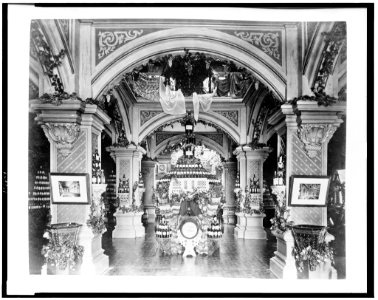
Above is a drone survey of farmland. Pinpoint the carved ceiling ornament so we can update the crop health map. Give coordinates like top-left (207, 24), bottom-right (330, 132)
top-left (234, 31), bottom-right (281, 64)
top-left (213, 111), bottom-right (238, 126)
top-left (140, 110), bottom-right (162, 126)
top-left (42, 123), bottom-right (81, 157)
top-left (97, 29), bottom-right (144, 60)
top-left (297, 124), bottom-right (337, 158)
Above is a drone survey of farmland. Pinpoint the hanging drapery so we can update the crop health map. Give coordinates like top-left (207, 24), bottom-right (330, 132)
top-left (192, 89), bottom-right (217, 121)
top-left (158, 76), bottom-right (186, 115)
top-left (230, 72), bottom-right (252, 98)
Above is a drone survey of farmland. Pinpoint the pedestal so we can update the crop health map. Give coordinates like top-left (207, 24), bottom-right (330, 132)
top-left (234, 213), bottom-right (267, 239)
top-left (78, 226), bottom-right (109, 275)
top-left (269, 229), bottom-right (297, 279)
top-left (222, 205), bottom-right (236, 225)
top-left (112, 211), bottom-right (145, 238)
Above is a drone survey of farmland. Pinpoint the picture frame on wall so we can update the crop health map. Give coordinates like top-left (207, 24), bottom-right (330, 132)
top-left (288, 175), bottom-right (331, 207)
top-left (50, 173), bottom-right (90, 204)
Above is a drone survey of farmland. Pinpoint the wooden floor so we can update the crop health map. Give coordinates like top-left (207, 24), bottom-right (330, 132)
top-left (102, 224), bottom-right (277, 278)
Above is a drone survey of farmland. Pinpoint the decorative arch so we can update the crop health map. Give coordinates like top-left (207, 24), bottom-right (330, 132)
top-left (92, 27), bottom-right (287, 100)
top-left (138, 111), bottom-right (240, 144)
top-left (154, 133), bottom-right (227, 159)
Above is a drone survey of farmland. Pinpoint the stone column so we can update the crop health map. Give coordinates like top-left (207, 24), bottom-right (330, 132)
top-left (269, 100), bottom-right (346, 279)
top-left (141, 160), bottom-right (157, 223)
top-left (107, 145), bottom-right (146, 238)
top-left (282, 100), bottom-right (346, 225)
top-left (222, 161), bottom-right (237, 224)
top-left (234, 146), bottom-right (271, 194)
top-left (30, 100), bottom-right (111, 275)
top-left (233, 146), bottom-right (271, 239)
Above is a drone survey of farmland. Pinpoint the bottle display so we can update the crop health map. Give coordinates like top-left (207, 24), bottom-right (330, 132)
top-left (29, 165), bottom-right (50, 210)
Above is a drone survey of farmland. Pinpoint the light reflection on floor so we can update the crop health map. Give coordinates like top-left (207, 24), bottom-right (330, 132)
top-left (102, 224), bottom-right (277, 278)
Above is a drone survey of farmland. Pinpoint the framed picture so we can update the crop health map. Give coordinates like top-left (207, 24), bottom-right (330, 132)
top-left (288, 175), bottom-right (331, 207)
top-left (50, 173), bottom-right (90, 204)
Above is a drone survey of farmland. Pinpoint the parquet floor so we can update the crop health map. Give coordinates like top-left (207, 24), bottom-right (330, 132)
top-left (102, 224), bottom-right (277, 278)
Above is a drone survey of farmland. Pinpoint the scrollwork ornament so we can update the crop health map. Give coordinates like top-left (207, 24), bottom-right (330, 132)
top-left (98, 30), bottom-right (144, 59)
top-left (42, 123), bottom-right (81, 157)
top-left (297, 124), bottom-right (337, 158)
top-left (234, 31), bottom-right (281, 62)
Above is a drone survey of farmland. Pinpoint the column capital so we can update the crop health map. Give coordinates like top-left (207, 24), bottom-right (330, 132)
top-left (141, 159), bottom-right (158, 168)
top-left (106, 144), bottom-right (146, 159)
top-left (81, 104), bottom-right (111, 133)
top-left (41, 122), bottom-right (81, 157)
top-left (233, 146), bottom-right (272, 161)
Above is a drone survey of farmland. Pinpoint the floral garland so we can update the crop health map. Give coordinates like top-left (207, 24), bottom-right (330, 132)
top-left (41, 235), bottom-right (84, 271)
top-left (86, 199), bottom-right (106, 235)
top-left (270, 201), bottom-right (293, 233)
top-left (287, 93), bottom-right (337, 107)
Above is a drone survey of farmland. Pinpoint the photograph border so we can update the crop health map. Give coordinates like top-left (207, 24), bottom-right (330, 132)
top-left (50, 173), bottom-right (90, 205)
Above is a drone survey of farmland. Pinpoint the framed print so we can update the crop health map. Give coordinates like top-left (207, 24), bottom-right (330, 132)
top-left (288, 176), bottom-right (330, 207)
top-left (50, 173), bottom-right (90, 204)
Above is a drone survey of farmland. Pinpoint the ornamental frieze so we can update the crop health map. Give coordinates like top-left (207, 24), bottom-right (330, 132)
top-left (140, 110), bottom-right (162, 126)
top-left (229, 30), bottom-right (282, 65)
top-left (95, 28), bottom-right (161, 65)
top-left (213, 111), bottom-right (238, 126)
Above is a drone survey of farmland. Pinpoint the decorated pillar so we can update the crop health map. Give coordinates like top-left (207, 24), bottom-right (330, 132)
top-left (233, 146), bottom-right (271, 195)
top-left (269, 100), bottom-right (345, 279)
top-left (233, 146), bottom-right (271, 239)
top-left (107, 144), bottom-right (146, 238)
top-left (30, 99), bottom-right (111, 275)
top-left (282, 100), bottom-right (346, 225)
top-left (222, 161), bottom-right (237, 224)
top-left (141, 160), bottom-right (157, 223)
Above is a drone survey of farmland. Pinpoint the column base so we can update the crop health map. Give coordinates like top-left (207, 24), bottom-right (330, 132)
top-left (79, 232), bottom-right (109, 275)
top-left (234, 213), bottom-right (266, 239)
top-left (269, 229), bottom-right (297, 279)
top-left (113, 211), bottom-right (145, 238)
top-left (223, 206), bottom-right (236, 225)
top-left (145, 205), bottom-right (156, 223)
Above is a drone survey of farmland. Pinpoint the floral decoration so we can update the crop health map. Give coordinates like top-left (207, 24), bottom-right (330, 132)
top-left (41, 232), bottom-right (84, 271)
top-left (270, 200), bottom-right (293, 233)
top-left (86, 198), bottom-right (106, 235)
top-left (291, 226), bottom-right (335, 273)
top-left (235, 190), bottom-right (264, 215)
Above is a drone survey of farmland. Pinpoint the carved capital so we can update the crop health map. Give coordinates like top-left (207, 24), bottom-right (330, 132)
top-left (297, 124), bottom-right (337, 158)
top-left (42, 123), bottom-right (81, 157)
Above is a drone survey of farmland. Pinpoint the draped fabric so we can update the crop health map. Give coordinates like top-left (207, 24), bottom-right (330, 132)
top-left (230, 72), bottom-right (252, 98)
top-left (192, 88), bottom-right (217, 121)
top-left (216, 75), bottom-right (231, 97)
top-left (216, 72), bottom-right (252, 98)
top-left (158, 76), bottom-right (186, 115)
